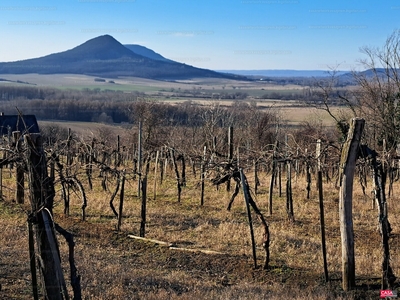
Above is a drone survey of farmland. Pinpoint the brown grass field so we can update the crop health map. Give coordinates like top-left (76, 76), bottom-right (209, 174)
top-left (1, 155), bottom-right (399, 299)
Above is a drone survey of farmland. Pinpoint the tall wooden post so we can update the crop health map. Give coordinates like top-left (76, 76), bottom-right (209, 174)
top-left (339, 118), bottom-right (364, 291)
top-left (317, 139), bottom-right (329, 282)
top-left (65, 128), bottom-right (72, 216)
top-left (137, 121), bottom-right (142, 197)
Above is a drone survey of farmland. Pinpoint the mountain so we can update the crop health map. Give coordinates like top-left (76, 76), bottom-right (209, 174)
top-left (124, 44), bottom-right (174, 63)
top-left (0, 35), bottom-right (242, 80)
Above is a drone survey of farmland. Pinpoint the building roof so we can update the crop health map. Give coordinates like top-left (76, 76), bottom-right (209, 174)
top-left (0, 115), bottom-right (40, 135)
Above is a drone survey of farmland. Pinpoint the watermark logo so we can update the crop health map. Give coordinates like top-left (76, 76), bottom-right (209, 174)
top-left (234, 50), bottom-right (291, 55)
top-left (8, 21), bottom-right (65, 26)
top-left (156, 30), bottom-right (214, 36)
top-left (78, 0), bottom-right (136, 3)
top-left (239, 25), bottom-right (297, 30)
top-left (380, 290), bottom-right (397, 298)
top-left (81, 28), bottom-right (137, 33)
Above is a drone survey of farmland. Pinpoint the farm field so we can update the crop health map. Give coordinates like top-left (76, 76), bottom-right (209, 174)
top-left (0, 139), bottom-right (398, 299)
top-left (0, 73), bottom-right (306, 98)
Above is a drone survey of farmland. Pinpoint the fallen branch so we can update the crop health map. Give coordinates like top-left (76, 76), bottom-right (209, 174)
top-left (127, 235), bottom-right (226, 255)
top-left (128, 235), bottom-right (174, 247)
top-left (169, 247), bottom-right (226, 255)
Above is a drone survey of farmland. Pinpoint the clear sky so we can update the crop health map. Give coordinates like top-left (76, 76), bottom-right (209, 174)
top-left (0, 0), bottom-right (399, 71)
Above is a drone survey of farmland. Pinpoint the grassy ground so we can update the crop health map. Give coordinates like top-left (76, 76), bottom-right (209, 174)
top-left (0, 157), bottom-right (398, 299)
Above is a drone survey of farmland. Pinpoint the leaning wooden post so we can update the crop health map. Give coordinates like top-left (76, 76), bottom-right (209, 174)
top-left (317, 139), bottom-right (329, 282)
top-left (240, 168), bottom-right (257, 269)
top-left (339, 118), bottom-right (364, 291)
top-left (25, 133), bottom-right (68, 300)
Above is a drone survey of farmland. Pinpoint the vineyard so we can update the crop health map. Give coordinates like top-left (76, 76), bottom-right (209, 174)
top-left (1, 110), bottom-right (400, 299)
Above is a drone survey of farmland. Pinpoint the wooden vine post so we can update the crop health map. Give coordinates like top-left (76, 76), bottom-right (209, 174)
top-left (200, 145), bottom-right (206, 206)
top-left (226, 126), bottom-right (233, 192)
top-left (65, 128), bottom-right (72, 216)
top-left (305, 149), bottom-right (312, 199)
top-left (284, 135), bottom-right (294, 222)
top-left (316, 139), bottom-right (328, 282)
top-left (140, 158), bottom-right (150, 237)
top-left (153, 150), bottom-right (159, 200)
top-left (137, 121), bottom-right (142, 197)
top-left (14, 131), bottom-right (24, 204)
top-left (0, 150), bottom-right (3, 199)
top-left (268, 140), bottom-right (278, 215)
top-left (254, 159), bottom-right (259, 194)
top-left (117, 170), bottom-right (126, 232)
top-left (170, 148), bottom-right (182, 202)
top-left (25, 133), bottom-right (68, 299)
top-left (286, 159), bottom-right (294, 222)
top-left (339, 118), bottom-right (364, 291)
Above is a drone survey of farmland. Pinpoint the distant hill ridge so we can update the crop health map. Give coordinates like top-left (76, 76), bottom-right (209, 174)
top-left (218, 69), bottom-right (351, 78)
top-left (0, 35), bottom-right (243, 80)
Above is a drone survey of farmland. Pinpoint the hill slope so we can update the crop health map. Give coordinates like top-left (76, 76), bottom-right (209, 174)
top-left (124, 44), bottom-right (174, 63)
top-left (0, 35), bottom-right (241, 80)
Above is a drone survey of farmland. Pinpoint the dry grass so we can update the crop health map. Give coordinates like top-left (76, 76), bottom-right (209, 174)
top-left (0, 161), bottom-right (398, 299)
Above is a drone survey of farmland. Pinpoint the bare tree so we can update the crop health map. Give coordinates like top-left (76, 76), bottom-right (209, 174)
top-left (352, 30), bottom-right (400, 150)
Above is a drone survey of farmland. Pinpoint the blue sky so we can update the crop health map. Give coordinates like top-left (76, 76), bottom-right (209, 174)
top-left (0, 0), bottom-right (399, 71)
